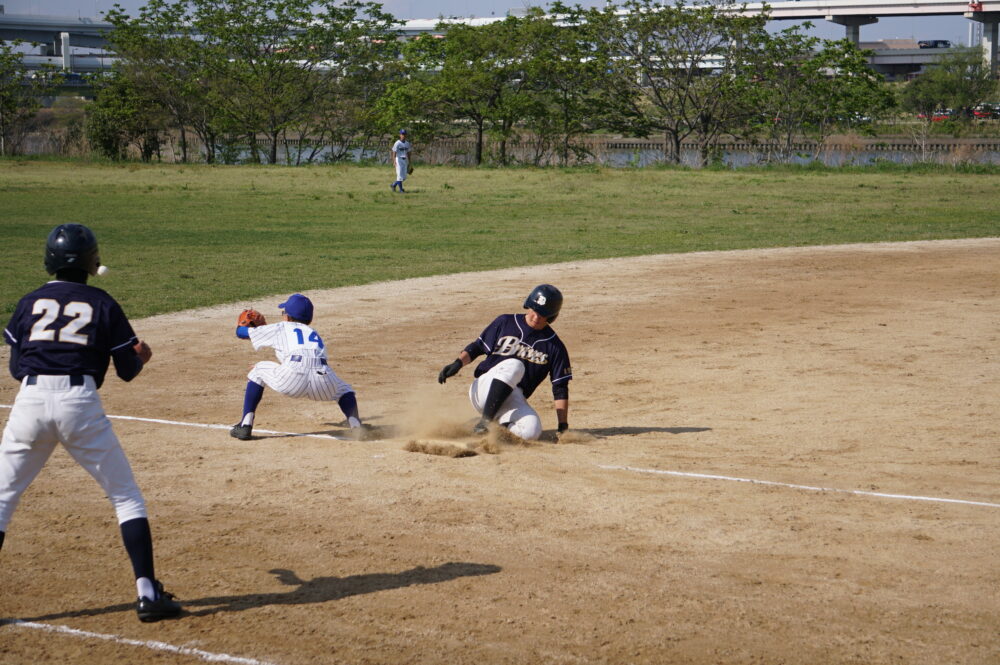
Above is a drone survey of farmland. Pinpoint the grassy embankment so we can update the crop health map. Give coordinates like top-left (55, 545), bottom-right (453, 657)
top-left (2, 159), bottom-right (998, 318)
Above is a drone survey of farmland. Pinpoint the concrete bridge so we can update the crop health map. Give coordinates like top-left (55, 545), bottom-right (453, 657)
top-left (1, 1), bottom-right (997, 76)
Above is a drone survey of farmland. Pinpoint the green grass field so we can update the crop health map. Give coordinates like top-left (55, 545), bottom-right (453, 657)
top-left (2, 159), bottom-right (999, 318)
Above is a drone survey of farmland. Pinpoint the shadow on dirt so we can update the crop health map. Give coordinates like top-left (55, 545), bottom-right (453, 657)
top-left (186, 562), bottom-right (501, 616)
top-left (14, 562), bottom-right (501, 622)
top-left (580, 426), bottom-right (711, 437)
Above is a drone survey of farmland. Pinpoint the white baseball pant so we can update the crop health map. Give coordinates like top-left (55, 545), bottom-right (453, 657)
top-left (469, 358), bottom-right (543, 441)
top-left (248, 360), bottom-right (353, 401)
top-left (395, 156), bottom-right (408, 182)
top-left (0, 375), bottom-right (147, 532)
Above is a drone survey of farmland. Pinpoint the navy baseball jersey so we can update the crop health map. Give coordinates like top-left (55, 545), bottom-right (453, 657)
top-left (465, 313), bottom-right (572, 399)
top-left (4, 281), bottom-right (142, 388)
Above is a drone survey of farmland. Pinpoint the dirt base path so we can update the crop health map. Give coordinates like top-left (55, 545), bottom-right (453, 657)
top-left (2, 239), bottom-right (998, 665)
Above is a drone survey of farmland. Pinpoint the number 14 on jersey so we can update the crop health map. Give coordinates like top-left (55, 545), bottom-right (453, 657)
top-left (293, 327), bottom-right (324, 349)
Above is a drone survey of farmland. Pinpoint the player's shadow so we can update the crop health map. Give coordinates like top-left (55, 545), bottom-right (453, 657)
top-left (542, 426), bottom-right (711, 440)
top-left (539, 425), bottom-right (709, 443)
top-left (185, 562), bottom-right (501, 616)
top-left (18, 562), bottom-right (500, 623)
top-left (583, 426), bottom-right (711, 437)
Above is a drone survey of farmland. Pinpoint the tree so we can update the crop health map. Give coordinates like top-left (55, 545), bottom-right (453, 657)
top-left (482, 15), bottom-right (541, 165)
top-left (0, 41), bottom-right (63, 156)
top-left (108, 0), bottom-right (399, 164)
top-left (106, 0), bottom-right (222, 162)
top-left (815, 40), bottom-right (894, 132)
top-left (86, 71), bottom-right (167, 161)
top-left (899, 72), bottom-right (941, 121)
top-left (289, 21), bottom-right (404, 164)
top-left (290, 60), bottom-right (394, 164)
top-left (383, 15), bottom-right (540, 166)
top-left (586, 0), bottom-right (770, 165)
top-left (191, 0), bottom-right (398, 164)
top-left (902, 46), bottom-right (998, 120)
top-left (744, 29), bottom-right (893, 161)
top-left (520, 4), bottom-right (606, 166)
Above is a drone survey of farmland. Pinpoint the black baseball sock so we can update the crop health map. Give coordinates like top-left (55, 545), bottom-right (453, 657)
top-left (0, 530), bottom-right (5, 551)
top-left (480, 379), bottom-right (513, 422)
top-left (120, 517), bottom-right (155, 582)
top-left (338, 391), bottom-right (359, 420)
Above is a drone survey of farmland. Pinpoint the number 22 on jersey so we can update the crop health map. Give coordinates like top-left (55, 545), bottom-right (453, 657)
top-left (29, 299), bottom-right (92, 345)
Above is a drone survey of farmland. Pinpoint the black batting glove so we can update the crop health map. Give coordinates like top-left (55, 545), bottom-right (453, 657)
top-left (438, 359), bottom-right (463, 384)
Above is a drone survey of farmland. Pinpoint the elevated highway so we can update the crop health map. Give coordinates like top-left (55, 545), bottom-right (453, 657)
top-left (1, 1), bottom-right (997, 75)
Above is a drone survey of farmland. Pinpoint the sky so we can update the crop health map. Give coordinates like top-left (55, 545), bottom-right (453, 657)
top-left (1, 0), bottom-right (974, 46)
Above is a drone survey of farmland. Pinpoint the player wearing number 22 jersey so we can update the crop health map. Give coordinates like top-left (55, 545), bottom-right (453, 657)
top-left (1, 223), bottom-right (181, 623)
top-left (6, 281), bottom-right (138, 385)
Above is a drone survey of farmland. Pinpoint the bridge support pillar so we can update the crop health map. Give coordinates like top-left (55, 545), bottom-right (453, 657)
top-left (965, 11), bottom-right (1000, 76)
top-left (60, 31), bottom-right (71, 70)
top-left (826, 14), bottom-right (878, 45)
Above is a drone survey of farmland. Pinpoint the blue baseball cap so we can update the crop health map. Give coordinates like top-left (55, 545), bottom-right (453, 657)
top-left (399, 128), bottom-right (407, 134)
top-left (279, 293), bottom-right (313, 323)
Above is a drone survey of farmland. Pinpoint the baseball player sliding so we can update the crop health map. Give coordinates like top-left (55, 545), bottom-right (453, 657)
top-left (0, 224), bottom-right (181, 622)
top-left (438, 285), bottom-right (572, 440)
top-left (230, 294), bottom-right (365, 440)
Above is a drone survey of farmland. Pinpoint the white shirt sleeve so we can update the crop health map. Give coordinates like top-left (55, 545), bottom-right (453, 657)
top-left (248, 323), bottom-right (280, 352)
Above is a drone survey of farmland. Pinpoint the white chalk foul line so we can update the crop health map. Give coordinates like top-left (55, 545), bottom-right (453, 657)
top-left (1, 618), bottom-right (280, 665)
top-left (2, 404), bottom-right (997, 506)
top-left (599, 465), bottom-right (1000, 509)
top-left (2, 404), bottom-right (996, 506)
top-left (0, 405), bottom-right (353, 441)
top-left (108, 413), bottom-right (355, 441)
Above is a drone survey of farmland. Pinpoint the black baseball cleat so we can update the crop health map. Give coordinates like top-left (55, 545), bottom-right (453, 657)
top-left (230, 423), bottom-right (253, 440)
top-left (137, 580), bottom-right (182, 622)
top-left (472, 418), bottom-right (490, 435)
top-left (391, 182), bottom-right (397, 192)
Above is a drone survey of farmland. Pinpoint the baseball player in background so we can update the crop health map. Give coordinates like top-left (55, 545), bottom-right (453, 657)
top-left (0, 224), bottom-right (182, 622)
top-left (437, 285), bottom-right (572, 440)
top-left (230, 294), bottom-right (365, 441)
top-left (390, 129), bottom-right (412, 193)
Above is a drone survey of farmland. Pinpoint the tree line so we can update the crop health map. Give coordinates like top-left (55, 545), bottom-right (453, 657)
top-left (2, 0), bottom-right (998, 164)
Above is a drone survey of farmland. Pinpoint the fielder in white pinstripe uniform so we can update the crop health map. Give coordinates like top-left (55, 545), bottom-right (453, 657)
top-left (230, 294), bottom-right (362, 440)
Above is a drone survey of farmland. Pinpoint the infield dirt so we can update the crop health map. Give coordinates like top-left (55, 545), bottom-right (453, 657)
top-left (1, 239), bottom-right (998, 664)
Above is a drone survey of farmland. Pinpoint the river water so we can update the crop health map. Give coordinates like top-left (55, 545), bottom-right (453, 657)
top-left (20, 133), bottom-right (1000, 167)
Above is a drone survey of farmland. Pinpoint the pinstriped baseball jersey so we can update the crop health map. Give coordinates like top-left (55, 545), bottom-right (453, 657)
top-left (247, 322), bottom-right (352, 401)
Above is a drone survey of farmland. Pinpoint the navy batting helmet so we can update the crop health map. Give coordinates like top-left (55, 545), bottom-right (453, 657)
top-left (45, 223), bottom-right (100, 275)
top-left (523, 284), bottom-right (563, 322)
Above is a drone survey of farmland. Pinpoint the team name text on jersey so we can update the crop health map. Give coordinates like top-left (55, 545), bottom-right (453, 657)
top-left (493, 335), bottom-right (549, 365)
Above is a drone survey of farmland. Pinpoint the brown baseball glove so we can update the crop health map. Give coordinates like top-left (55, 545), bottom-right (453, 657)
top-left (238, 308), bottom-right (267, 327)
top-left (407, 163), bottom-right (414, 175)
